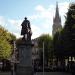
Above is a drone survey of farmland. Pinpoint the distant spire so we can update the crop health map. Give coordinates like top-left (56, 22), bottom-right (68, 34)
top-left (55, 2), bottom-right (59, 18)
top-left (52, 2), bottom-right (62, 36)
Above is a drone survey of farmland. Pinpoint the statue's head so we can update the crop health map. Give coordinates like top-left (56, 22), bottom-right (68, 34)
top-left (24, 17), bottom-right (27, 20)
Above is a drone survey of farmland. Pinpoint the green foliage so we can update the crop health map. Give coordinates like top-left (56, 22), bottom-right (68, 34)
top-left (0, 39), bottom-right (11, 59)
top-left (0, 26), bottom-right (16, 59)
top-left (38, 34), bottom-right (52, 65)
top-left (64, 3), bottom-right (75, 56)
top-left (38, 34), bottom-right (52, 49)
top-left (53, 29), bottom-right (66, 58)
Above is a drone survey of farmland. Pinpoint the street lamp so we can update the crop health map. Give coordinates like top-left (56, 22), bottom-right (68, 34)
top-left (43, 42), bottom-right (44, 75)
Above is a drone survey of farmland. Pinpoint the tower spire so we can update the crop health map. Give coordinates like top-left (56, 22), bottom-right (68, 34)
top-left (52, 2), bottom-right (62, 36)
top-left (55, 2), bottom-right (59, 18)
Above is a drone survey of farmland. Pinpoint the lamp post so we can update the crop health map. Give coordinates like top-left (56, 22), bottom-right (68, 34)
top-left (43, 42), bottom-right (44, 75)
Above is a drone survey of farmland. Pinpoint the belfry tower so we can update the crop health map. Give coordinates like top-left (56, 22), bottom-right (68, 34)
top-left (52, 2), bottom-right (62, 36)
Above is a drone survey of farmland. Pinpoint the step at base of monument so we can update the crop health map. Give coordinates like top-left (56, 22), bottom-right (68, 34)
top-left (16, 65), bottom-right (32, 75)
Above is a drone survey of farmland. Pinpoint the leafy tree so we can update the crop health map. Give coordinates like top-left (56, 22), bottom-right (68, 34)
top-left (63, 3), bottom-right (75, 57)
top-left (38, 34), bottom-right (52, 66)
top-left (0, 26), bottom-right (16, 59)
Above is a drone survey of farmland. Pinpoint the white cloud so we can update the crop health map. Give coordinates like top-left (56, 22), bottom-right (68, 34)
top-left (31, 24), bottom-right (41, 39)
top-left (32, 32), bottom-right (41, 39)
top-left (28, 15), bottom-right (39, 20)
top-left (8, 19), bottom-right (22, 28)
top-left (59, 2), bottom-right (69, 25)
top-left (0, 16), bottom-right (7, 27)
top-left (35, 5), bottom-right (45, 12)
top-left (29, 4), bottom-right (54, 21)
top-left (13, 32), bottom-right (21, 38)
top-left (35, 7), bottom-right (52, 19)
top-left (31, 24), bottom-right (40, 32)
top-left (59, 2), bottom-right (69, 13)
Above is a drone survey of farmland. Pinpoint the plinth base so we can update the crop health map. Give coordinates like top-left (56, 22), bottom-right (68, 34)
top-left (16, 39), bottom-right (33, 75)
top-left (16, 65), bottom-right (32, 75)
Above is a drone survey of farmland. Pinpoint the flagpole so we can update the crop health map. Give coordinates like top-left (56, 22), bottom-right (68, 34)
top-left (43, 42), bottom-right (44, 75)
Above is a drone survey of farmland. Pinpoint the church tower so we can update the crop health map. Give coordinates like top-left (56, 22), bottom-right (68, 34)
top-left (52, 2), bottom-right (62, 36)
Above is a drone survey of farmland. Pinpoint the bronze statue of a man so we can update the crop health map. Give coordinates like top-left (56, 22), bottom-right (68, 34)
top-left (21, 17), bottom-right (32, 41)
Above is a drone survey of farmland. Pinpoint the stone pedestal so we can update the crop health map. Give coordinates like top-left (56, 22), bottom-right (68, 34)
top-left (16, 41), bottom-right (33, 75)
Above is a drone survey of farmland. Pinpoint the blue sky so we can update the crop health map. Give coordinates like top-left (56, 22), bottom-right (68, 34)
top-left (0, 0), bottom-right (74, 39)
